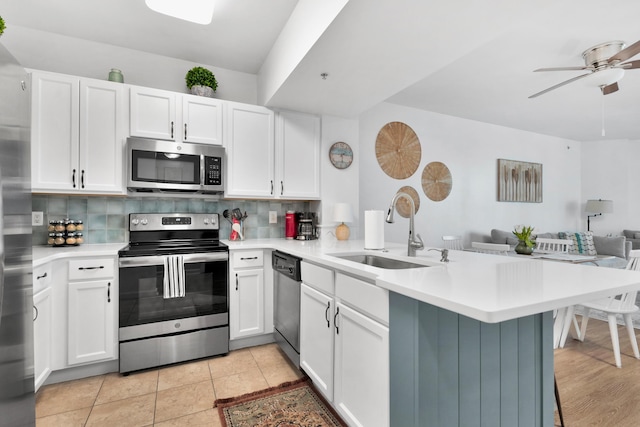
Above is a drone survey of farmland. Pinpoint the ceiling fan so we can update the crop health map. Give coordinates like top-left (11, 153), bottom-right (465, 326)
top-left (529, 40), bottom-right (640, 98)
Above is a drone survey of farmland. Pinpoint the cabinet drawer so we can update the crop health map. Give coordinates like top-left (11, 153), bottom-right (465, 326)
top-left (68, 258), bottom-right (115, 281)
top-left (33, 263), bottom-right (52, 294)
top-left (232, 250), bottom-right (263, 269)
top-left (336, 273), bottom-right (388, 325)
top-left (301, 261), bottom-right (334, 295)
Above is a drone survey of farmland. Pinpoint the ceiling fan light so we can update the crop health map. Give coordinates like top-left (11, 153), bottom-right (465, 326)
top-left (145, 0), bottom-right (214, 25)
top-left (584, 68), bottom-right (625, 87)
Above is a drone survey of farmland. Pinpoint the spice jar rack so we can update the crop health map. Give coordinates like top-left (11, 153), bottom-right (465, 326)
top-left (47, 219), bottom-right (84, 247)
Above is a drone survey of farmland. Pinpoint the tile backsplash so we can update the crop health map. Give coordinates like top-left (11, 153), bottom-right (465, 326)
top-left (32, 195), bottom-right (310, 246)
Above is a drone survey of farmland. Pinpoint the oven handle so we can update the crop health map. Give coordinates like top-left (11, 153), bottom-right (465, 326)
top-left (119, 252), bottom-right (228, 268)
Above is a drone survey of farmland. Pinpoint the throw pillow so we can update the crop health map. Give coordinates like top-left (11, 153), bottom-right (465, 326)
top-left (635, 233), bottom-right (640, 239)
top-left (592, 235), bottom-right (626, 259)
top-left (558, 231), bottom-right (597, 256)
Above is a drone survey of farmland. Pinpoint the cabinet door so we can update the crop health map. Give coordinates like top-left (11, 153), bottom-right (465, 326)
top-left (182, 95), bottom-right (223, 145)
top-left (79, 79), bottom-right (125, 193)
top-left (67, 280), bottom-right (116, 365)
top-left (33, 287), bottom-right (52, 391)
top-left (276, 111), bottom-right (321, 199)
top-left (31, 71), bottom-right (79, 191)
top-left (225, 102), bottom-right (275, 198)
top-left (129, 86), bottom-right (176, 140)
top-left (334, 302), bottom-right (390, 427)
top-left (300, 283), bottom-right (334, 401)
top-left (230, 269), bottom-right (265, 339)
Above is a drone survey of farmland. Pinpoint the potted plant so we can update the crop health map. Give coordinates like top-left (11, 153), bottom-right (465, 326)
top-left (512, 224), bottom-right (535, 255)
top-left (185, 66), bottom-right (218, 97)
top-left (0, 16), bottom-right (6, 37)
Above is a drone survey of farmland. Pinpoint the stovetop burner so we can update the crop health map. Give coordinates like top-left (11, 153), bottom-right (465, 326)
top-left (119, 213), bottom-right (227, 257)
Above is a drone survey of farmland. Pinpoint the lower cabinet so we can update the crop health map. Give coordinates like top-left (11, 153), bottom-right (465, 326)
top-left (230, 250), bottom-right (265, 339)
top-left (33, 287), bottom-right (52, 391)
top-left (300, 262), bottom-right (390, 427)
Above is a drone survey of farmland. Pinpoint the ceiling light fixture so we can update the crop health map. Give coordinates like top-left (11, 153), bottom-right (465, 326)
top-left (145, 0), bottom-right (214, 25)
top-left (583, 68), bottom-right (625, 88)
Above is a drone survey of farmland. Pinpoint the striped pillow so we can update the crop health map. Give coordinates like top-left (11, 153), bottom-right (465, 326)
top-left (558, 231), bottom-right (597, 256)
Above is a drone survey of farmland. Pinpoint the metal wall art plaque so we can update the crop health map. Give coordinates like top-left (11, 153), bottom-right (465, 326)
top-left (497, 159), bottom-right (542, 203)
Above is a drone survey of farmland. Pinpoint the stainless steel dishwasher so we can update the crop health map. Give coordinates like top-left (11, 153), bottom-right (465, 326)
top-left (272, 251), bottom-right (302, 367)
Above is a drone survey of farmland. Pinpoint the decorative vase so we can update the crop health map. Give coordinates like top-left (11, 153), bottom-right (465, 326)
top-left (190, 85), bottom-right (214, 97)
top-left (515, 240), bottom-right (533, 255)
top-left (108, 68), bottom-right (124, 83)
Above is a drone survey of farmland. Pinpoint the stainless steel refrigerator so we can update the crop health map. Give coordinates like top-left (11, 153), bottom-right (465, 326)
top-left (0, 42), bottom-right (36, 426)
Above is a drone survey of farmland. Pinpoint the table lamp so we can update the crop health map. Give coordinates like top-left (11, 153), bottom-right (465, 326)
top-left (333, 203), bottom-right (353, 241)
top-left (585, 199), bottom-right (613, 231)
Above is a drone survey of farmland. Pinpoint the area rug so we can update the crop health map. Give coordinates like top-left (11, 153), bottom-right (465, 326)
top-left (214, 377), bottom-right (347, 427)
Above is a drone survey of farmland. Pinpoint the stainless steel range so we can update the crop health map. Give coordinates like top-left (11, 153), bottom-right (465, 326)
top-left (118, 213), bottom-right (229, 373)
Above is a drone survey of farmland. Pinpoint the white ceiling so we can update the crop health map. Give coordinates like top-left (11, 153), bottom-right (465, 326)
top-left (3, 0), bottom-right (640, 142)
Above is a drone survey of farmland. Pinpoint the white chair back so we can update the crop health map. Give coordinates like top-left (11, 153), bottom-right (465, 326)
top-left (535, 238), bottom-right (573, 254)
top-left (471, 242), bottom-right (509, 255)
top-left (442, 235), bottom-right (464, 250)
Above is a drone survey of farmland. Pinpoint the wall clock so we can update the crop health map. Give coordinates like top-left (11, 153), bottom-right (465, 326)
top-left (329, 141), bottom-right (353, 169)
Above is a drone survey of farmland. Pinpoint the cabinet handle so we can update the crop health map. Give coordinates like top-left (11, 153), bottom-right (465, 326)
top-left (184, 123), bottom-right (188, 140)
top-left (33, 305), bottom-right (38, 322)
top-left (240, 257), bottom-right (258, 261)
top-left (334, 306), bottom-right (340, 335)
top-left (325, 301), bottom-right (330, 328)
top-left (280, 181), bottom-right (284, 195)
top-left (171, 121), bottom-right (174, 139)
top-left (107, 282), bottom-right (111, 303)
top-left (36, 272), bottom-right (48, 280)
top-left (235, 273), bottom-right (239, 291)
top-left (78, 266), bottom-right (105, 270)
top-left (81, 170), bottom-right (85, 189)
top-left (270, 180), bottom-right (274, 195)
top-left (72, 169), bottom-right (76, 188)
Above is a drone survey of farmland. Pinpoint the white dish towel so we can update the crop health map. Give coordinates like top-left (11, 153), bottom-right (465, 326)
top-left (163, 255), bottom-right (185, 298)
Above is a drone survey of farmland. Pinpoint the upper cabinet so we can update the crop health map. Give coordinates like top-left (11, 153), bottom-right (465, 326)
top-left (129, 86), bottom-right (223, 145)
top-left (225, 104), bottom-right (320, 200)
top-left (31, 71), bottom-right (126, 194)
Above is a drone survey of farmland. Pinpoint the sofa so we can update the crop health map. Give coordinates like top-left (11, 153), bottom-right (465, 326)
top-left (622, 230), bottom-right (640, 249)
top-left (490, 229), bottom-right (631, 269)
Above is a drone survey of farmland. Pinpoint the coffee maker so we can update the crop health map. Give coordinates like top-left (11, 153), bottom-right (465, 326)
top-left (296, 212), bottom-right (318, 240)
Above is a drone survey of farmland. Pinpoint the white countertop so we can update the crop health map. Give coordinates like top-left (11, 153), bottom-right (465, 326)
top-left (34, 239), bottom-right (640, 324)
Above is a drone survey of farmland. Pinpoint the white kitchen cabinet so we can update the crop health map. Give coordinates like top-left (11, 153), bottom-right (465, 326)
top-left (230, 250), bottom-right (265, 339)
top-left (33, 287), bottom-right (52, 391)
top-left (300, 263), bottom-right (389, 427)
top-left (275, 110), bottom-right (321, 199)
top-left (30, 70), bottom-right (125, 194)
top-left (300, 283), bottom-right (335, 400)
top-left (67, 257), bottom-right (117, 365)
top-left (129, 86), bottom-right (223, 145)
top-left (225, 102), bottom-right (275, 198)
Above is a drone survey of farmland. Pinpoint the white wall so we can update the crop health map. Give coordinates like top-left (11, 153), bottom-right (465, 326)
top-left (3, 26), bottom-right (257, 104)
top-left (359, 102), bottom-right (582, 248)
top-left (581, 139), bottom-right (640, 235)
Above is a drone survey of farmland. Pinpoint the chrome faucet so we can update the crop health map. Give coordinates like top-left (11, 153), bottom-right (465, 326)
top-left (385, 192), bottom-right (424, 257)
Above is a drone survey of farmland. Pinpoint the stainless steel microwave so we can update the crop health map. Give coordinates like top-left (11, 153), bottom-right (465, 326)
top-left (126, 137), bottom-right (224, 194)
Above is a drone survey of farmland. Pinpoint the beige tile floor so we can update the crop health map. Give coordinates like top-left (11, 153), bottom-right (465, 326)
top-left (35, 343), bottom-right (303, 427)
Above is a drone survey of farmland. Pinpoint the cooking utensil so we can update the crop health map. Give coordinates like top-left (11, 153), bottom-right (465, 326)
top-left (232, 223), bottom-right (244, 240)
top-left (222, 210), bottom-right (233, 224)
top-left (232, 208), bottom-right (242, 220)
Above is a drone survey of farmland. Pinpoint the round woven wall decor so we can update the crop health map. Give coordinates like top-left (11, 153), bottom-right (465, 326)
top-left (395, 186), bottom-right (420, 218)
top-left (421, 161), bottom-right (452, 202)
top-left (375, 122), bottom-right (421, 179)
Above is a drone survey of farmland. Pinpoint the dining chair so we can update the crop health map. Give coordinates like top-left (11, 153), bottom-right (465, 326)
top-left (569, 250), bottom-right (640, 368)
top-left (535, 238), bottom-right (573, 254)
top-left (442, 235), bottom-right (464, 250)
top-left (470, 242), bottom-right (509, 255)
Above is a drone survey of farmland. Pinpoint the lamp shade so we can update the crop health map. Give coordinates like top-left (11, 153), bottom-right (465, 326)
top-left (585, 199), bottom-right (613, 214)
top-left (333, 203), bottom-right (353, 223)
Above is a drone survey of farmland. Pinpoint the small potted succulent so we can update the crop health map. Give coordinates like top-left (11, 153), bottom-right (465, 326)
top-left (0, 16), bottom-right (6, 37)
top-left (185, 66), bottom-right (218, 97)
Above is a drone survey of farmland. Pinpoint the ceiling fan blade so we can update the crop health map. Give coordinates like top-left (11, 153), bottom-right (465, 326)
top-left (533, 66), bottom-right (590, 72)
top-left (601, 82), bottom-right (619, 95)
top-left (618, 60), bottom-right (640, 69)
top-left (528, 73), bottom-right (592, 99)
top-left (608, 40), bottom-right (640, 63)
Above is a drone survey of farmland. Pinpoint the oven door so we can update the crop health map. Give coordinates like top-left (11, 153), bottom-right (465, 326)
top-left (118, 252), bottom-right (228, 341)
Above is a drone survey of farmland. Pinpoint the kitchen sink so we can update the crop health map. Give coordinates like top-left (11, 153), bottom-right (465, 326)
top-left (334, 254), bottom-right (429, 270)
